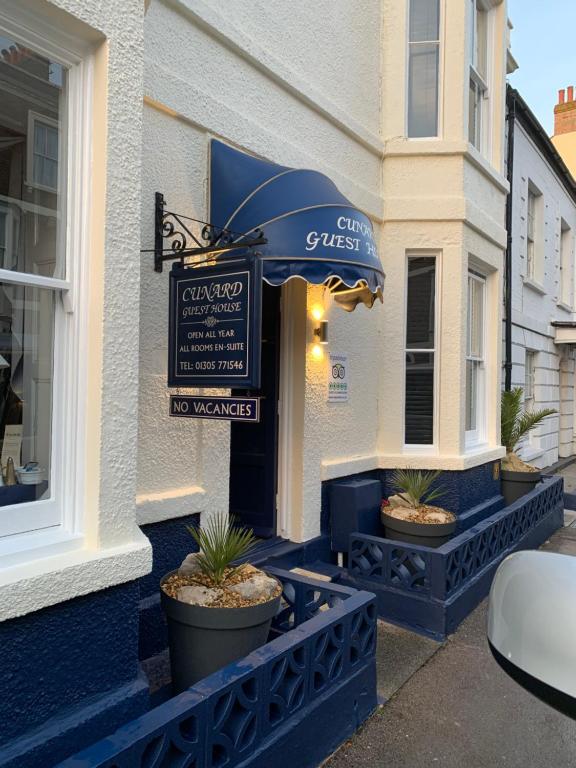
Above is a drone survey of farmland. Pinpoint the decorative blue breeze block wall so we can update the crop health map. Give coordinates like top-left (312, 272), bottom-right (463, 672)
top-left (0, 580), bottom-right (149, 768)
top-left (139, 513), bottom-right (200, 661)
top-left (323, 462), bottom-right (504, 543)
top-left (344, 476), bottom-right (563, 639)
top-left (56, 570), bottom-right (378, 768)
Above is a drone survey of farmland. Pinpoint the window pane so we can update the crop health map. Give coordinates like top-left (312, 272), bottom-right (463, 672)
top-left (409, 0), bottom-right (440, 42)
top-left (407, 257), bottom-right (435, 349)
top-left (405, 352), bottom-right (434, 444)
top-left (408, 43), bottom-right (439, 137)
top-left (476, 7), bottom-right (487, 79)
top-left (0, 282), bottom-right (53, 507)
top-left (465, 359), bottom-right (478, 430)
top-left (468, 277), bottom-right (484, 358)
top-left (0, 35), bottom-right (67, 277)
top-left (469, 78), bottom-right (481, 147)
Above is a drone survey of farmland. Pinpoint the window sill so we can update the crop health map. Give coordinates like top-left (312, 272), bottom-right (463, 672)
top-left (464, 440), bottom-right (489, 455)
top-left (557, 301), bottom-right (574, 313)
top-left (523, 277), bottom-right (546, 296)
top-left (0, 530), bottom-right (152, 622)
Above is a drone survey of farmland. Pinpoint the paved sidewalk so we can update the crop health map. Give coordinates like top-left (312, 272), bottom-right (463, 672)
top-left (325, 524), bottom-right (576, 768)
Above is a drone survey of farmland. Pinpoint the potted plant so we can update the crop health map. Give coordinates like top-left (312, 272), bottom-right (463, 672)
top-left (161, 513), bottom-right (282, 693)
top-left (501, 387), bottom-right (556, 505)
top-left (381, 468), bottom-right (456, 548)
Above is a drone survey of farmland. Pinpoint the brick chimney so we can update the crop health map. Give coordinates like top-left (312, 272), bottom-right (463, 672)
top-left (554, 85), bottom-right (576, 136)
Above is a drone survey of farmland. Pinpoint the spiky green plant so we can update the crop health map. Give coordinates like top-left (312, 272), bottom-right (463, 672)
top-left (187, 513), bottom-right (257, 586)
top-left (501, 387), bottom-right (556, 454)
top-left (391, 468), bottom-right (445, 509)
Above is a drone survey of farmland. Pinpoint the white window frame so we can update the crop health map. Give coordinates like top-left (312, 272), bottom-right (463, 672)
top-left (524, 350), bottom-right (536, 411)
top-left (465, 271), bottom-right (487, 448)
top-left (559, 220), bottom-right (573, 309)
top-left (403, 252), bottom-right (441, 452)
top-left (406, 0), bottom-right (442, 139)
top-left (468, 0), bottom-right (491, 153)
top-left (26, 111), bottom-right (60, 193)
top-left (0, 13), bottom-right (93, 557)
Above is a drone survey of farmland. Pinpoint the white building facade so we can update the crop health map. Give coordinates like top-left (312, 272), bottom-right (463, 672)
top-left (506, 87), bottom-right (576, 468)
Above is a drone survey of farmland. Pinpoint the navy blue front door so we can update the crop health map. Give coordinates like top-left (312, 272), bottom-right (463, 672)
top-left (229, 283), bottom-right (280, 538)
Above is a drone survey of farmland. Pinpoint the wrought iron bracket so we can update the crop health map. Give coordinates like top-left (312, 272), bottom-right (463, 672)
top-left (147, 192), bottom-right (267, 273)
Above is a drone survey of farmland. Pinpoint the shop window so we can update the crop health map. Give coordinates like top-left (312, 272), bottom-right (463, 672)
top-left (407, 0), bottom-right (440, 138)
top-left (405, 256), bottom-right (436, 445)
top-left (465, 271), bottom-right (486, 445)
top-left (0, 31), bottom-right (72, 538)
top-left (468, 0), bottom-right (489, 151)
top-left (559, 220), bottom-right (573, 307)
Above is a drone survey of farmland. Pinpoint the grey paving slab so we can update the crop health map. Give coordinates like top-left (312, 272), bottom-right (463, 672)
top-left (326, 602), bottom-right (576, 768)
top-left (374, 620), bottom-right (441, 701)
top-left (540, 526), bottom-right (576, 555)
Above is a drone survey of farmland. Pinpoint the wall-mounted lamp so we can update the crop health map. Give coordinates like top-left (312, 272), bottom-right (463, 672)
top-left (313, 319), bottom-right (329, 345)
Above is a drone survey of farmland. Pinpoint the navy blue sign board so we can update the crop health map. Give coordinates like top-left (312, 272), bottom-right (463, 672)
top-left (168, 256), bottom-right (262, 388)
top-left (170, 395), bottom-right (260, 422)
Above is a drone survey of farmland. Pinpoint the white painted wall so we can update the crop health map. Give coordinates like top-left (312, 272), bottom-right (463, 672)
top-left (138, 0), bottom-right (384, 540)
top-left (508, 117), bottom-right (576, 468)
top-left (138, 0), bottom-right (510, 542)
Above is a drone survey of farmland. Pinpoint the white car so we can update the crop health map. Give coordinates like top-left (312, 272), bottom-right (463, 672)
top-left (487, 550), bottom-right (576, 718)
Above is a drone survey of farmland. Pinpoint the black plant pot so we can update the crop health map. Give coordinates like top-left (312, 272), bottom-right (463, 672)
top-left (501, 469), bottom-right (542, 506)
top-left (381, 511), bottom-right (457, 548)
top-left (161, 569), bottom-right (281, 693)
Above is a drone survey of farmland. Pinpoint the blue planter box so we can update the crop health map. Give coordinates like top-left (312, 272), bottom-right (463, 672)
top-left (344, 476), bottom-right (564, 639)
top-left (56, 570), bottom-right (377, 768)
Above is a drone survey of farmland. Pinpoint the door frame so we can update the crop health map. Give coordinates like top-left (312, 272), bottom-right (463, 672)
top-left (276, 279), bottom-right (307, 541)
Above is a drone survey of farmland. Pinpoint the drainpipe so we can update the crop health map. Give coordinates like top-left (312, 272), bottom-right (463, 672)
top-left (504, 91), bottom-right (515, 391)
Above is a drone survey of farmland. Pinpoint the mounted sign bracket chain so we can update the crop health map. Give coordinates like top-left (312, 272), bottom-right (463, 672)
top-left (144, 192), bottom-right (267, 273)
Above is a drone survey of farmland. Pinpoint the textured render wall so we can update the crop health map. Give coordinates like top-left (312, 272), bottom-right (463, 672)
top-left (0, 0), bottom-right (151, 618)
top-left (508, 120), bottom-right (576, 467)
top-left (138, 0), bottom-right (384, 537)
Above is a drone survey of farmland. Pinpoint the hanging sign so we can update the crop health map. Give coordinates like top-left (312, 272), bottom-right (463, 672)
top-left (168, 256), bottom-right (262, 388)
top-left (170, 395), bottom-right (260, 422)
top-left (328, 352), bottom-right (349, 403)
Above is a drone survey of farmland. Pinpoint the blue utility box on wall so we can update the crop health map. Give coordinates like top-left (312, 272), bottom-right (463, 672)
top-left (329, 477), bottom-right (383, 552)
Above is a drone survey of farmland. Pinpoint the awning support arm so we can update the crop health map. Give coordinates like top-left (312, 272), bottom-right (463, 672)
top-left (143, 192), bottom-right (267, 273)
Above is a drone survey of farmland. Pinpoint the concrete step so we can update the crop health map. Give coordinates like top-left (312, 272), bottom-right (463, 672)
top-left (289, 561), bottom-right (344, 583)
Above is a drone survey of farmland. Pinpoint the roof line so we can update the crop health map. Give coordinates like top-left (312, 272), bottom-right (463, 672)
top-left (507, 85), bottom-right (576, 205)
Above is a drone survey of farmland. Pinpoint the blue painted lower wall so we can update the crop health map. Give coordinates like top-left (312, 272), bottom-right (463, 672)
top-left (0, 580), bottom-right (148, 768)
top-left (345, 476), bottom-right (564, 639)
top-left (324, 463), bottom-right (505, 548)
top-left (138, 514), bottom-right (200, 661)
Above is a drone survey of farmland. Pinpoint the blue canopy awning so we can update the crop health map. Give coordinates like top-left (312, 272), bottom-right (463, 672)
top-left (209, 140), bottom-right (384, 310)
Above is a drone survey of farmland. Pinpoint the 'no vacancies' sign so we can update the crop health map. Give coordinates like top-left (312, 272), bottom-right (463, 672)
top-left (170, 395), bottom-right (260, 422)
top-left (168, 256), bottom-right (262, 388)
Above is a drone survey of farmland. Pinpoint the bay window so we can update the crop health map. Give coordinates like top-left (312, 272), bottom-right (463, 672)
top-left (405, 256), bottom-right (436, 445)
top-left (407, 0), bottom-right (440, 138)
top-left (465, 271), bottom-right (486, 445)
top-left (468, 0), bottom-right (489, 151)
